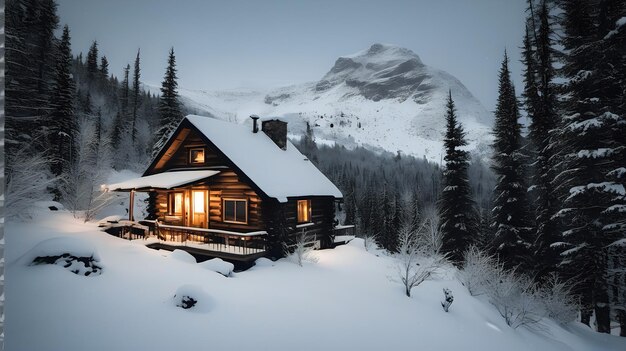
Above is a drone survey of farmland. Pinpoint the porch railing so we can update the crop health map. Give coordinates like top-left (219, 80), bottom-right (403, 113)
top-left (154, 221), bottom-right (268, 256)
top-left (333, 224), bottom-right (356, 238)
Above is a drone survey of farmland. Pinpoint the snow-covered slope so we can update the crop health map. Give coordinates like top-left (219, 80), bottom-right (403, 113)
top-left (6, 205), bottom-right (626, 350)
top-left (175, 43), bottom-right (493, 162)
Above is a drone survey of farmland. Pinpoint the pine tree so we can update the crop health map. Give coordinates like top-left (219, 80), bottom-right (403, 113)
top-left (131, 49), bottom-right (141, 143)
top-left (490, 51), bottom-right (533, 272)
top-left (5, 0), bottom-right (59, 157)
top-left (49, 25), bottom-right (76, 178)
top-left (120, 64), bottom-right (130, 117)
top-left (86, 40), bottom-right (99, 79)
top-left (100, 55), bottom-right (109, 79)
top-left (526, 0), bottom-right (560, 278)
top-left (438, 91), bottom-right (478, 264)
top-left (153, 47), bottom-right (183, 156)
top-left (554, 0), bottom-right (626, 333)
top-left (377, 181), bottom-right (398, 252)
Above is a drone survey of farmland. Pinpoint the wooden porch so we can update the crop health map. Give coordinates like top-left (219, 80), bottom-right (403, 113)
top-left (103, 219), bottom-right (268, 262)
top-left (102, 219), bottom-right (355, 261)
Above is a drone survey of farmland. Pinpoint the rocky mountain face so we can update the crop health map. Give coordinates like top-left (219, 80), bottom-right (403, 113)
top-left (176, 43), bottom-right (493, 162)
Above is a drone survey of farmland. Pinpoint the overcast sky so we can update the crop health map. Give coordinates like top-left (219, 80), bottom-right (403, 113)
top-left (57, 0), bottom-right (527, 111)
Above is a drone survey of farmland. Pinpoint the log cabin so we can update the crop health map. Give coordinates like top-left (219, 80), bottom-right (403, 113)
top-left (105, 115), bottom-right (354, 262)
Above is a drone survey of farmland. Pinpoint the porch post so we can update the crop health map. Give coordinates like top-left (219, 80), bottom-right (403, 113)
top-left (129, 190), bottom-right (135, 221)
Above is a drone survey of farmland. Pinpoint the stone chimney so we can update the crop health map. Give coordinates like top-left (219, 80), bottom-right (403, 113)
top-left (262, 119), bottom-right (288, 150)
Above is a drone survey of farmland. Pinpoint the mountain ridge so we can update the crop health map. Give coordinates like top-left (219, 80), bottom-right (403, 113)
top-left (164, 43), bottom-right (494, 163)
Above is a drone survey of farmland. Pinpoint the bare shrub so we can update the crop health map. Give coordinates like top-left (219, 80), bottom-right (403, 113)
top-left (288, 230), bottom-right (319, 267)
top-left (362, 231), bottom-right (379, 252)
top-left (485, 266), bottom-right (544, 329)
top-left (537, 273), bottom-right (579, 325)
top-left (60, 117), bottom-right (114, 221)
top-left (6, 148), bottom-right (58, 220)
top-left (458, 245), bottom-right (496, 296)
top-left (459, 246), bottom-right (545, 329)
top-left (415, 205), bottom-right (443, 255)
top-left (395, 223), bottom-right (446, 297)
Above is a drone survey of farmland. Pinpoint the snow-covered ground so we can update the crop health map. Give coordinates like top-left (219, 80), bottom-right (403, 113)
top-left (6, 204), bottom-right (626, 351)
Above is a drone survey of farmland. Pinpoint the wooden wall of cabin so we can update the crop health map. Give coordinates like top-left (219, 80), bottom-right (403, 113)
top-left (153, 169), bottom-right (264, 232)
top-left (283, 197), bottom-right (336, 249)
top-left (162, 128), bottom-right (224, 171)
top-left (207, 170), bottom-right (263, 232)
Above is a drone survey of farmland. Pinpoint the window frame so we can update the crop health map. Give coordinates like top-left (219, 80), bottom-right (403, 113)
top-left (297, 199), bottom-right (312, 224)
top-left (168, 192), bottom-right (184, 216)
top-left (222, 198), bottom-right (248, 224)
top-left (188, 147), bottom-right (206, 165)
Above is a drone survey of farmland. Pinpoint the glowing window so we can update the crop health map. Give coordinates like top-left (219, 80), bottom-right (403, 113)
top-left (169, 192), bottom-right (183, 215)
top-left (189, 148), bottom-right (205, 164)
top-left (297, 199), bottom-right (311, 223)
top-left (192, 191), bottom-right (205, 213)
top-left (223, 199), bottom-right (247, 224)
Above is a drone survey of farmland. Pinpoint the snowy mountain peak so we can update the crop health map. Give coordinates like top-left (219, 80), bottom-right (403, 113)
top-left (176, 43), bottom-right (494, 162)
top-left (341, 43), bottom-right (422, 66)
top-left (317, 43), bottom-right (426, 101)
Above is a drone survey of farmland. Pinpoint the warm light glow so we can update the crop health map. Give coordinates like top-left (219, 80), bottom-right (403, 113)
top-left (193, 191), bottom-right (205, 213)
top-left (190, 148), bottom-right (205, 164)
top-left (170, 192), bottom-right (183, 215)
top-left (297, 200), bottom-right (311, 223)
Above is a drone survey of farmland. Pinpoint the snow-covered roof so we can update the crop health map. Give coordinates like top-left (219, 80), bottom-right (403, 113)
top-left (185, 115), bottom-right (343, 202)
top-left (105, 170), bottom-right (220, 191)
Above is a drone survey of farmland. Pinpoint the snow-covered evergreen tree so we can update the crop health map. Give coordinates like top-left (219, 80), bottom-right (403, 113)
top-left (86, 41), bottom-right (99, 80)
top-left (438, 91), bottom-right (478, 265)
top-left (131, 49), bottom-right (141, 143)
top-left (153, 48), bottom-right (183, 157)
top-left (525, 0), bottom-right (560, 278)
top-left (49, 25), bottom-right (76, 180)
top-left (554, 0), bottom-right (626, 333)
top-left (490, 51), bottom-right (533, 272)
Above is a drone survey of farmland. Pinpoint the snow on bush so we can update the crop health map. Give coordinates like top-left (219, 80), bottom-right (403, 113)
top-left (5, 148), bottom-right (58, 220)
top-left (458, 245), bottom-right (495, 296)
top-left (169, 249), bottom-right (197, 264)
top-left (415, 206), bottom-right (443, 255)
top-left (485, 265), bottom-right (544, 330)
top-left (19, 237), bottom-right (102, 276)
top-left (394, 223), bottom-right (446, 297)
top-left (461, 247), bottom-right (542, 329)
top-left (361, 231), bottom-right (378, 252)
top-left (287, 230), bottom-right (319, 266)
top-left (537, 273), bottom-right (579, 325)
top-left (457, 246), bottom-right (579, 329)
top-left (171, 285), bottom-right (213, 313)
top-left (199, 258), bottom-right (234, 277)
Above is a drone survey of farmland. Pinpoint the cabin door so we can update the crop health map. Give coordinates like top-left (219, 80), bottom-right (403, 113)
top-left (190, 190), bottom-right (208, 228)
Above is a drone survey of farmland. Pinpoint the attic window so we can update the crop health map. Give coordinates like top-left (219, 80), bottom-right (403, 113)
top-left (189, 148), bottom-right (205, 164)
top-left (297, 199), bottom-right (311, 223)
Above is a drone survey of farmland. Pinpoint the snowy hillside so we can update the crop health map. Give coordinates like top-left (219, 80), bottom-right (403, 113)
top-left (6, 204), bottom-right (626, 351)
top-left (172, 43), bottom-right (494, 162)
